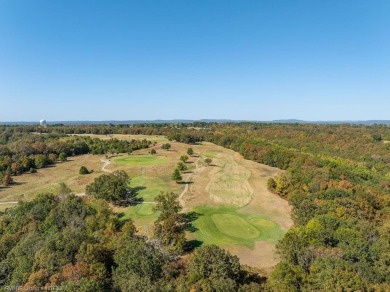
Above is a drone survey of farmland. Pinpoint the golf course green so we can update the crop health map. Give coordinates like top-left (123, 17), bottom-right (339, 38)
top-left (192, 206), bottom-right (285, 247)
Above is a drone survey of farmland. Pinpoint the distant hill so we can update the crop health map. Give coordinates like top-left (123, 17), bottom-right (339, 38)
top-left (1, 119), bottom-right (390, 125)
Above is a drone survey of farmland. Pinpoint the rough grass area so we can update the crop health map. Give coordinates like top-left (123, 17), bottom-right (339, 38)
top-left (114, 155), bottom-right (168, 166)
top-left (0, 154), bottom-right (104, 202)
top-left (207, 153), bottom-right (253, 207)
top-left (192, 206), bottom-right (285, 248)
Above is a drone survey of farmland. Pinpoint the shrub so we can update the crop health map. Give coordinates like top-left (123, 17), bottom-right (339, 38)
top-left (79, 166), bottom-right (89, 175)
top-left (59, 152), bottom-right (67, 162)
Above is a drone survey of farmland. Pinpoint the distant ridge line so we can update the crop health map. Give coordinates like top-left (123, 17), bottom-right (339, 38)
top-left (1, 119), bottom-right (390, 125)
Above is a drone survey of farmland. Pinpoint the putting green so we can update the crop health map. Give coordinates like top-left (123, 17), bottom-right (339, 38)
top-left (211, 214), bottom-right (260, 239)
top-left (114, 155), bottom-right (168, 166)
top-left (192, 206), bottom-right (285, 247)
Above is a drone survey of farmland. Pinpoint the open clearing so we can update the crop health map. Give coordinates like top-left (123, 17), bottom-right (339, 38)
top-left (2, 133), bottom-right (293, 270)
top-left (0, 154), bottom-right (105, 204)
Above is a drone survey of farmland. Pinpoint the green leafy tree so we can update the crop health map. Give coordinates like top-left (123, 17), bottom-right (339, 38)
top-left (48, 153), bottom-right (58, 164)
top-left (86, 170), bottom-right (131, 203)
top-left (113, 239), bottom-right (164, 291)
top-left (79, 166), bottom-right (89, 175)
top-left (19, 155), bottom-right (32, 171)
top-left (188, 245), bottom-right (241, 286)
top-left (161, 143), bottom-right (171, 150)
top-left (180, 155), bottom-right (189, 163)
top-left (58, 153), bottom-right (67, 162)
top-left (372, 133), bottom-right (382, 142)
top-left (177, 162), bottom-right (187, 172)
top-left (153, 192), bottom-right (185, 253)
top-left (171, 168), bottom-right (182, 182)
top-left (2, 172), bottom-right (12, 186)
top-left (204, 158), bottom-right (212, 166)
top-left (34, 154), bottom-right (48, 169)
top-left (150, 149), bottom-right (157, 155)
top-left (187, 148), bottom-right (194, 156)
top-left (267, 178), bottom-right (276, 190)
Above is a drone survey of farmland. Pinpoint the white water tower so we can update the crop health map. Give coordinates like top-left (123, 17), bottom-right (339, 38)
top-left (40, 119), bottom-right (47, 127)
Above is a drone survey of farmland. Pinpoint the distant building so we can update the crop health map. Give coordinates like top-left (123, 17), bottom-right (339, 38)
top-left (40, 119), bottom-right (47, 127)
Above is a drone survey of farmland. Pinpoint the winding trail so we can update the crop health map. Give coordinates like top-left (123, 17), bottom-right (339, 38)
top-left (100, 157), bottom-right (113, 173)
top-left (178, 156), bottom-right (201, 212)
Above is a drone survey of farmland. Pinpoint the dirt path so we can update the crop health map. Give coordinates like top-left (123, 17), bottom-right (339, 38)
top-left (100, 158), bottom-right (113, 173)
top-left (0, 201), bottom-right (18, 205)
top-left (178, 156), bottom-right (201, 212)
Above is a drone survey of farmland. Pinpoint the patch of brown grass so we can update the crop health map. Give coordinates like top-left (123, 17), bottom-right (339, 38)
top-left (0, 154), bottom-right (104, 202)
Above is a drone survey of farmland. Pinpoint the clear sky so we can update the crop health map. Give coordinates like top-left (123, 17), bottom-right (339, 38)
top-left (0, 0), bottom-right (389, 122)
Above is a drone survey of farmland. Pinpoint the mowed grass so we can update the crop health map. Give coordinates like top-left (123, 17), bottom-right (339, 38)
top-left (114, 155), bottom-right (168, 166)
top-left (212, 214), bottom-right (260, 239)
top-left (119, 175), bottom-right (179, 223)
top-left (192, 206), bottom-right (285, 248)
top-left (130, 176), bottom-right (170, 202)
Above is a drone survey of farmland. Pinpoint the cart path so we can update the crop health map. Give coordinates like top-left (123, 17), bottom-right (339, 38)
top-left (178, 156), bottom-right (201, 212)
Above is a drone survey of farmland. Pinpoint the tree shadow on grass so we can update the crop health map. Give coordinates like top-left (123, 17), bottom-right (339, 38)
top-left (184, 239), bottom-right (203, 253)
top-left (240, 269), bottom-right (268, 286)
top-left (11, 181), bottom-right (25, 186)
top-left (114, 187), bottom-right (146, 207)
top-left (117, 212), bottom-right (126, 219)
top-left (176, 181), bottom-right (194, 185)
top-left (182, 211), bottom-right (202, 232)
top-left (132, 186), bottom-right (146, 196)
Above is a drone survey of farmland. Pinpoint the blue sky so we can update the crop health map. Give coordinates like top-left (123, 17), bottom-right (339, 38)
top-left (0, 0), bottom-right (389, 121)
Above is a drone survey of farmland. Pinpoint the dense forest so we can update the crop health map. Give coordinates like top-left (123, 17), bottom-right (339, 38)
top-left (1, 123), bottom-right (390, 291)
